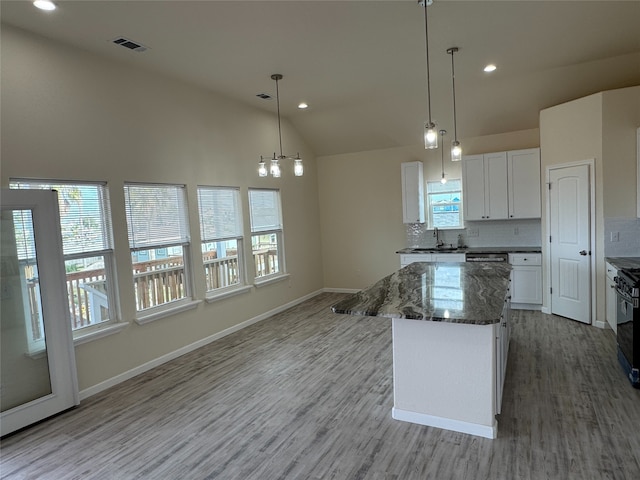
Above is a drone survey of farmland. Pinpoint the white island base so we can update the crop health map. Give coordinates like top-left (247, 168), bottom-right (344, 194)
top-left (391, 317), bottom-right (509, 439)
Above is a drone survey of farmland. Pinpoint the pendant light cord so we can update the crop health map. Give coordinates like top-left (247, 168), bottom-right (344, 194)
top-left (423, 1), bottom-right (432, 124)
top-left (274, 77), bottom-right (284, 159)
top-left (450, 50), bottom-right (458, 142)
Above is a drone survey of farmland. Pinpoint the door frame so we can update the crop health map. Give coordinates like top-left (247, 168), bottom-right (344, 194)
top-left (544, 159), bottom-right (599, 326)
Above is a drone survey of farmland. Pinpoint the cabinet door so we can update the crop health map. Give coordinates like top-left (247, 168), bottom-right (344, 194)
top-left (462, 155), bottom-right (486, 220)
top-left (401, 162), bottom-right (425, 223)
top-left (605, 263), bottom-right (618, 332)
top-left (508, 148), bottom-right (541, 219)
top-left (484, 152), bottom-right (509, 220)
top-left (400, 254), bottom-right (432, 267)
top-left (510, 266), bottom-right (542, 304)
top-left (432, 253), bottom-right (465, 262)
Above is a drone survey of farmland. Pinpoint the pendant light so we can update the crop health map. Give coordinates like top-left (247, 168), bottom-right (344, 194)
top-left (447, 47), bottom-right (462, 161)
top-left (439, 129), bottom-right (447, 184)
top-left (258, 74), bottom-right (303, 177)
top-left (420, 0), bottom-right (437, 149)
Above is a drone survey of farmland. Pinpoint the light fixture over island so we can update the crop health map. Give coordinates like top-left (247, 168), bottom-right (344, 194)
top-left (331, 261), bottom-right (512, 439)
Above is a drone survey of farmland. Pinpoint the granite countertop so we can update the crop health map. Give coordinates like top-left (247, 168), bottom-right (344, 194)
top-left (331, 262), bottom-right (512, 325)
top-left (396, 246), bottom-right (542, 255)
top-left (605, 257), bottom-right (640, 271)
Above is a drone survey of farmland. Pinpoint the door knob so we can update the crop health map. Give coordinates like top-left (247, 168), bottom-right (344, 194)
top-left (579, 250), bottom-right (588, 256)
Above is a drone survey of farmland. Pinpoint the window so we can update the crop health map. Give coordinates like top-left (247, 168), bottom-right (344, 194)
top-left (124, 183), bottom-right (192, 314)
top-left (427, 179), bottom-right (463, 229)
top-left (10, 180), bottom-right (118, 338)
top-left (248, 189), bottom-right (284, 279)
top-left (197, 186), bottom-right (245, 294)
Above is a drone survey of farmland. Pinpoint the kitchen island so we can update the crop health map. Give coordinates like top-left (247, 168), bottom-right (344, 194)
top-left (331, 261), bottom-right (512, 439)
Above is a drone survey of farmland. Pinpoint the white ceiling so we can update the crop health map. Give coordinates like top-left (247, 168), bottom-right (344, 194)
top-left (2, 0), bottom-right (639, 157)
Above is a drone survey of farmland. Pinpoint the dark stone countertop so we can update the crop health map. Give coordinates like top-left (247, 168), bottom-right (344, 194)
top-left (605, 257), bottom-right (640, 271)
top-left (396, 246), bottom-right (542, 255)
top-left (331, 262), bottom-right (512, 325)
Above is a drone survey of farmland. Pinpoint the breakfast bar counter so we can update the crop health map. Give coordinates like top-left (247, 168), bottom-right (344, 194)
top-left (331, 262), bottom-right (512, 439)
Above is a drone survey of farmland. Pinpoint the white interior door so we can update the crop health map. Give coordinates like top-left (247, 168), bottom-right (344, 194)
top-left (549, 165), bottom-right (591, 323)
top-left (1, 189), bottom-right (79, 436)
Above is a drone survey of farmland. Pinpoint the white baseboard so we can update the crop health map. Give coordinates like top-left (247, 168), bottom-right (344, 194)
top-left (79, 289), bottom-right (324, 400)
top-left (541, 306), bottom-right (551, 314)
top-left (323, 287), bottom-right (360, 294)
top-left (594, 320), bottom-right (606, 329)
top-left (392, 407), bottom-right (497, 440)
top-left (511, 303), bottom-right (542, 311)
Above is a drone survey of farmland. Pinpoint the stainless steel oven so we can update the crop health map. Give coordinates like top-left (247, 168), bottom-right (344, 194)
top-left (615, 268), bottom-right (640, 388)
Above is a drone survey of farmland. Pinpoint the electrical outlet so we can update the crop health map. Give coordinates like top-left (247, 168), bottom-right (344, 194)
top-left (611, 231), bottom-right (620, 242)
top-left (467, 227), bottom-right (479, 237)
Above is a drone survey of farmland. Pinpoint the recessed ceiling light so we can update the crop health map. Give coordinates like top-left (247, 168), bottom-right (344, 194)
top-left (484, 64), bottom-right (497, 73)
top-left (298, 102), bottom-right (308, 109)
top-left (33, 1), bottom-right (56, 11)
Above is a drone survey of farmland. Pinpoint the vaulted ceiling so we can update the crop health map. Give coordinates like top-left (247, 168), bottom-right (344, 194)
top-left (2, 0), bottom-right (639, 157)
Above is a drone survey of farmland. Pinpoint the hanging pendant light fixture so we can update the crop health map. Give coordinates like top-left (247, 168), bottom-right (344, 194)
top-left (439, 129), bottom-right (447, 184)
top-left (447, 47), bottom-right (462, 162)
top-left (420, 0), bottom-right (437, 149)
top-left (258, 74), bottom-right (303, 177)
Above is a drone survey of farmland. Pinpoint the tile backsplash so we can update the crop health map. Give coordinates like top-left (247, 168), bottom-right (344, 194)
top-left (604, 217), bottom-right (640, 256)
top-left (406, 219), bottom-right (542, 248)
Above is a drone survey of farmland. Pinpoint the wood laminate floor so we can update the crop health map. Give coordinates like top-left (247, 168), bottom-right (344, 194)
top-left (1, 292), bottom-right (639, 479)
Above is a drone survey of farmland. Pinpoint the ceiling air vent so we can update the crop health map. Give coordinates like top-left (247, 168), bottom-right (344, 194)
top-left (256, 93), bottom-right (272, 100)
top-left (112, 37), bottom-right (148, 52)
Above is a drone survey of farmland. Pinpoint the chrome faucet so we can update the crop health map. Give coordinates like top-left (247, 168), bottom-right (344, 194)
top-left (433, 227), bottom-right (444, 247)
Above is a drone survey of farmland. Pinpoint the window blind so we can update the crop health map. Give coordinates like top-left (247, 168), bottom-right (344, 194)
top-left (248, 189), bottom-right (282, 233)
top-left (124, 183), bottom-right (190, 250)
top-left (197, 187), bottom-right (242, 242)
top-left (10, 180), bottom-right (114, 256)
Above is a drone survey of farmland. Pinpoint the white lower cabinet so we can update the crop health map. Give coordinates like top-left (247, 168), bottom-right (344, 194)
top-left (606, 262), bottom-right (618, 332)
top-left (400, 254), bottom-right (431, 268)
top-left (508, 253), bottom-right (542, 309)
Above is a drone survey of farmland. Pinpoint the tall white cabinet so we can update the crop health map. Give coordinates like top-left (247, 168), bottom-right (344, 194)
top-left (507, 148), bottom-right (542, 219)
top-left (401, 161), bottom-right (425, 223)
top-left (462, 148), bottom-right (541, 221)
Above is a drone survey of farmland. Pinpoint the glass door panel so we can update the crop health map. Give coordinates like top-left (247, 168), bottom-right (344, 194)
top-left (1, 208), bottom-right (52, 411)
top-left (1, 189), bottom-right (78, 437)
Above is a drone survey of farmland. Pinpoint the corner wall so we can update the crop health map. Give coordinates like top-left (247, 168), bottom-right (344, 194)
top-left (540, 85), bottom-right (640, 325)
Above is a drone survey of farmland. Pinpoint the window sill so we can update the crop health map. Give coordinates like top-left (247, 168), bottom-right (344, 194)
top-left (205, 284), bottom-right (252, 303)
top-left (134, 299), bottom-right (202, 325)
top-left (25, 322), bottom-right (130, 358)
top-left (253, 273), bottom-right (290, 288)
top-left (73, 322), bottom-right (130, 346)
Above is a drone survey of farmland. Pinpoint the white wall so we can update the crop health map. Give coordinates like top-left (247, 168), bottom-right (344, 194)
top-left (0, 25), bottom-right (324, 393)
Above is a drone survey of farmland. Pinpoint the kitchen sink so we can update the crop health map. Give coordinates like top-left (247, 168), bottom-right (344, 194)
top-left (411, 246), bottom-right (459, 252)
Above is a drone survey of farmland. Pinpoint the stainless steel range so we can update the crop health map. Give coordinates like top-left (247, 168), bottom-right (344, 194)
top-left (615, 268), bottom-right (640, 388)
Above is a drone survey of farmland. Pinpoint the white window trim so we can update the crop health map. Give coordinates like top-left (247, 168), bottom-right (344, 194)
top-left (134, 298), bottom-right (202, 325)
top-left (205, 284), bottom-right (252, 303)
top-left (426, 179), bottom-right (464, 230)
top-left (73, 321), bottom-right (130, 346)
top-left (254, 272), bottom-right (290, 288)
top-left (9, 179), bottom-right (121, 349)
top-left (197, 186), bottom-right (247, 293)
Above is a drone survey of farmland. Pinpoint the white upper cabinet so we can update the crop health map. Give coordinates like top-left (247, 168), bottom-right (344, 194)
top-left (401, 161), bottom-right (425, 223)
top-left (462, 148), bottom-right (541, 221)
top-left (507, 148), bottom-right (541, 219)
top-left (462, 152), bottom-right (508, 220)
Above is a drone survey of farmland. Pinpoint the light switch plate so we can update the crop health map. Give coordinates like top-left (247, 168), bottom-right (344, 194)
top-left (611, 231), bottom-right (620, 242)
